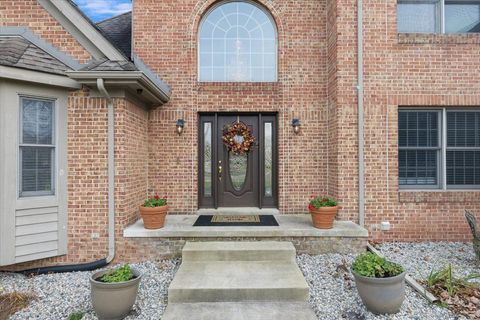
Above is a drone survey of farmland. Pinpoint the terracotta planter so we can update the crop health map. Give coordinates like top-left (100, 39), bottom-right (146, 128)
top-left (309, 206), bottom-right (338, 229)
top-left (139, 205), bottom-right (168, 229)
top-left (90, 268), bottom-right (142, 320)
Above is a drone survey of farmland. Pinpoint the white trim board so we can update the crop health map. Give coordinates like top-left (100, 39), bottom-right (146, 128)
top-left (0, 66), bottom-right (81, 89)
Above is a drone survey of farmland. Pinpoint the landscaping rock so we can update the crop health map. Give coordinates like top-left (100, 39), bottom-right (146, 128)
top-left (0, 260), bottom-right (178, 320)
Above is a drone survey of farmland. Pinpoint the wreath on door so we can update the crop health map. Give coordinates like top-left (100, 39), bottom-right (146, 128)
top-left (222, 121), bottom-right (256, 155)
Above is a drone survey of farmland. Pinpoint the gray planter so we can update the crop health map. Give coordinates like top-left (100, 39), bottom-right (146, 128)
top-left (90, 267), bottom-right (142, 320)
top-left (474, 238), bottom-right (480, 261)
top-left (352, 271), bottom-right (406, 314)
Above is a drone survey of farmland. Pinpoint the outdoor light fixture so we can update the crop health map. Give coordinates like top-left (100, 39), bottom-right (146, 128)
top-left (291, 118), bottom-right (301, 134)
top-left (176, 119), bottom-right (185, 135)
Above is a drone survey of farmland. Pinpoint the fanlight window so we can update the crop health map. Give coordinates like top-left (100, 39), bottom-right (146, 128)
top-left (198, 1), bottom-right (277, 82)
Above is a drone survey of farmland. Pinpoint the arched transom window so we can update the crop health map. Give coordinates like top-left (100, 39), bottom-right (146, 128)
top-left (198, 1), bottom-right (277, 82)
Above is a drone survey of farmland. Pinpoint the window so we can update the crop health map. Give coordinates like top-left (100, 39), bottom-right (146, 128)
top-left (19, 97), bottom-right (55, 196)
top-left (399, 109), bottom-right (480, 189)
top-left (198, 1), bottom-right (277, 82)
top-left (397, 0), bottom-right (480, 33)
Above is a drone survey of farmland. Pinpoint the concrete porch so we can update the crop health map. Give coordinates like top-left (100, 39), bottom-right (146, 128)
top-left (123, 214), bottom-right (368, 257)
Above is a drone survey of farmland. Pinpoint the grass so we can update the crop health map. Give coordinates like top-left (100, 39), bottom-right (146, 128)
top-left (0, 291), bottom-right (35, 320)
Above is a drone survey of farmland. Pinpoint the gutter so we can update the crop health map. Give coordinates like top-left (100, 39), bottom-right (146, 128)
top-left (357, 0), bottom-right (365, 227)
top-left (97, 78), bottom-right (116, 264)
top-left (66, 71), bottom-right (170, 104)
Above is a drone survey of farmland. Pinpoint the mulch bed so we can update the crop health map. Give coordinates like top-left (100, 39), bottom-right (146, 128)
top-left (420, 281), bottom-right (480, 319)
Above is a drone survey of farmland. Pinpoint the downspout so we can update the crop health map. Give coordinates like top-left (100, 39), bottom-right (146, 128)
top-left (15, 79), bottom-right (116, 275)
top-left (97, 78), bottom-right (116, 263)
top-left (357, 0), bottom-right (365, 227)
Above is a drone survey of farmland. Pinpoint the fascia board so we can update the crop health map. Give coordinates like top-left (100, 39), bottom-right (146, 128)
top-left (0, 66), bottom-right (81, 89)
top-left (66, 71), bottom-right (170, 103)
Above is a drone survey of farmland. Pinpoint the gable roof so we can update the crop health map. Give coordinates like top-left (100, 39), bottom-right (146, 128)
top-left (0, 36), bottom-right (70, 75)
top-left (96, 12), bottom-right (132, 60)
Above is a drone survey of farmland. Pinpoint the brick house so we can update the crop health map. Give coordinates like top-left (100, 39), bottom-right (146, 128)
top-left (0, 0), bottom-right (479, 269)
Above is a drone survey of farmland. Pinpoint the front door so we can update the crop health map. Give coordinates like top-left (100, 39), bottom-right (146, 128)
top-left (198, 113), bottom-right (277, 209)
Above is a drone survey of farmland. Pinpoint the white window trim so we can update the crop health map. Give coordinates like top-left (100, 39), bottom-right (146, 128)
top-left (398, 0), bottom-right (480, 34)
top-left (399, 107), bottom-right (480, 191)
top-left (197, 0), bottom-right (279, 83)
top-left (18, 95), bottom-right (57, 198)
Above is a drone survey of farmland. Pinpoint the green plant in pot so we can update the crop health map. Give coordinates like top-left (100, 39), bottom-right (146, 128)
top-left (307, 196), bottom-right (339, 229)
top-left (139, 194), bottom-right (168, 229)
top-left (90, 264), bottom-right (142, 320)
top-left (351, 252), bottom-right (406, 314)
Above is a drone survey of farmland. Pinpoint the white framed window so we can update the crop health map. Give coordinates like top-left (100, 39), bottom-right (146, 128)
top-left (397, 0), bottom-right (480, 33)
top-left (198, 0), bottom-right (277, 82)
top-left (19, 96), bottom-right (56, 197)
top-left (399, 108), bottom-right (480, 190)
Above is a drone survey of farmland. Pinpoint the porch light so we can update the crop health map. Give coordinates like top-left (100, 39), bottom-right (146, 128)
top-left (176, 119), bottom-right (185, 135)
top-left (291, 118), bottom-right (301, 134)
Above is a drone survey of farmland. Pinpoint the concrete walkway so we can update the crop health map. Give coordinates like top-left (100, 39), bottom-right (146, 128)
top-left (162, 241), bottom-right (316, 320)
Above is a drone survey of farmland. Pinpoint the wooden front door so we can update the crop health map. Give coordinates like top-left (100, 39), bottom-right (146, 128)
top-left (198, 113), bottom-right (277, 209)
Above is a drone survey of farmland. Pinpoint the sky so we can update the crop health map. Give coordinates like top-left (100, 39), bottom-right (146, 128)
top-left (73, 0), bottom-right (132, 22)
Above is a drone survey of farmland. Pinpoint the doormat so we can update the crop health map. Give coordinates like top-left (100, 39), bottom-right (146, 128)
top-left (193, 215), bottom-right (279, 226)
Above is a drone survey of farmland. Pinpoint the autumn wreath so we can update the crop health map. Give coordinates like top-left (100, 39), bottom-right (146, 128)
top-left (222, 121), bottom-right (256, 155)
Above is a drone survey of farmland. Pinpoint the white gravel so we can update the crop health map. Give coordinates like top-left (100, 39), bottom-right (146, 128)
top-left (297, 241), bottom-right (479, 320)
top-left (1, 242), bottom-right (478, 320)
top-left (0, 260), bottom-right (179, 320)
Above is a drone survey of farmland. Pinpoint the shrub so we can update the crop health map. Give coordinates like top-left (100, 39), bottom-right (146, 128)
top-left (352, 252), bottom-right (404, 278)
top-left (68, 312), bottom-right (84, 320)
top-left (100, 264), bottom-right (134, 283)
top-left (425, 264), bottom-right (480, 296)
top-left (308, 196), bottom-right (337, 210)
top-left (143, 194), bottom-right (167, 207)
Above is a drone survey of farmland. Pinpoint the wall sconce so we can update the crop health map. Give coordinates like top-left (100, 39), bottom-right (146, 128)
top-left (291, 118), bottom-right (301, 134)
top-left (176, 119), bottom-right (185, 135)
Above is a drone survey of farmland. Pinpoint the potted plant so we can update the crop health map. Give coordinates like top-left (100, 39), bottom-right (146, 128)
top-left (351, 252), bottom-right (406, 314)
top-left (90, 264), bottom-right (142, 320)
top-left (139, 194), bottom-right (168, 229)
top-left (307, 196), bottom-right (339, 229)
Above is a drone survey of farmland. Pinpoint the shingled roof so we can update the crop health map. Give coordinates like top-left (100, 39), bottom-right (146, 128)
top-left (96, 12), bottom-right (132, 60)
top-left (0, 36), bottom-right (70, 75)
top-left (80, 59), bottom-right (137, 72)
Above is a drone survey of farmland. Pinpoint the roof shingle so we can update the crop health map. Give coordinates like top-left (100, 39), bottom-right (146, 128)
top-left (0, 36), bottom-right (70, 75)
top-left (96, 12), bottom-right (132, 60)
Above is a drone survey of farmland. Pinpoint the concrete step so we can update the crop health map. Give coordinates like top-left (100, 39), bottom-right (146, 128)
top-left (182, 241), bottom-right (296, 262)
top-left (162, 302), bottom-right (317, 320)
top-left (168, 260), bottom-right (309, 303)
top-left (197, 207), bottom-right (280, 215)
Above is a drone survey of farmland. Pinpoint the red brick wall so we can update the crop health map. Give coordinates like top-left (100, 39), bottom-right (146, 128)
top-left (134, 0), bottom-right (329, 213)
top-left (0, 0), bottom-right (91, 63)
top-left (334, 0), bottom-right (480, 240)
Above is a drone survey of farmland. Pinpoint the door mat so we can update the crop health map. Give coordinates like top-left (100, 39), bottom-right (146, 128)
top-left (193, 215), bottom-right (279, 226)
